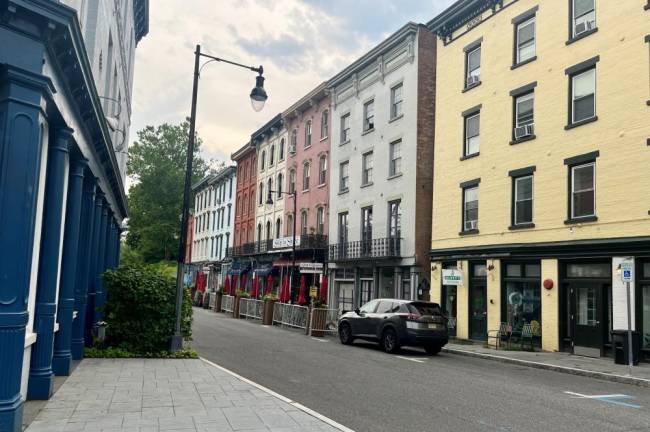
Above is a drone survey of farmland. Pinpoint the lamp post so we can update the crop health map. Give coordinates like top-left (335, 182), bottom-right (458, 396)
top-left (171, 45), bottom-right (267, 352)
top-left (266, 189), bottom-right (297, 300)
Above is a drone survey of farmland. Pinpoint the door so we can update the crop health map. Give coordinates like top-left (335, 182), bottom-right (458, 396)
top-left (469, 281), bottom-right (487, 340)
top-left (572, 282), bottom-right (603, 356)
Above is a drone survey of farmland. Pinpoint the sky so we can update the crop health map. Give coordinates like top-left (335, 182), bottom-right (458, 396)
top-left (128, 0), bottom-right (456, 165)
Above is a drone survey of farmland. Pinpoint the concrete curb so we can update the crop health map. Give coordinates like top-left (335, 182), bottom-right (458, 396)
top-left (443, 347), bottom-right (650, 388)
top-left (200, 357), bottom-right (355, 432)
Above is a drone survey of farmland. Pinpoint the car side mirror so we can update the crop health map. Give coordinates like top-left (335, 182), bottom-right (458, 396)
top-left (354, 308), bottom-right (361, 315)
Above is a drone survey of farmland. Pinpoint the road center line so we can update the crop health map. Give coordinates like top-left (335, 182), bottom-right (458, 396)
top-left (396, 356), bottom-right (425, 363)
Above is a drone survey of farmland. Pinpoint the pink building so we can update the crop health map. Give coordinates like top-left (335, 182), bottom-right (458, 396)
top-left (282, 83), bottom-right (331, 242)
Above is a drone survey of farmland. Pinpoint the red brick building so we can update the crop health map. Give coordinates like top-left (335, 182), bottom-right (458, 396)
top-left (232, 141), bottom-right (257, 248)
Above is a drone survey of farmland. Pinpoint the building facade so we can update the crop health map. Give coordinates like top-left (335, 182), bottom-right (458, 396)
top-left (0, 0), bottom-right (148, 430)
top-left (427, 0), bottom-right (650, 360)
top-left (327, 23), bottom-right (437, 313)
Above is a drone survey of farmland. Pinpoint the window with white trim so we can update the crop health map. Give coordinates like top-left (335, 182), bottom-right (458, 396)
top-left (302, 162), bottom-right (310, 191)
top-left (572, 0), bottom-right (596, 38)
top-left (513, 175), bottom-right (533, 225)
top-left (305, 120), bottom-right (312, 148)
top-left (571, 162), bottom-right (595, 218)
top-left (321, 110), bottom-right (329, 138)
top-left (463, 186), bottom-right (479, 231)
top-left (339, 161), bottom-right (349, 192)
top-left (389, 140), bottom-right (402, 176)
top-left (363, 99), bottom-right (375, 132)
top-left (340, 113), bottom-right (350, 143)
top-left (391, 84), bottom-right (403, 119)
top-left (464, 113), bottom-right (480, 157)
top-left (362, 151), bottom-right (373, 185)
top-left (571, 68), bottom-right (596, 124)
top-left (515, 16), bottom-right (536, 64)
top-left (318, 155), bottom-right (327, 185)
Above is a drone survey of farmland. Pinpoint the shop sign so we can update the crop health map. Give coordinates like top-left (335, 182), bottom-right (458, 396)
top-left (273, 236), bottom-right (301, 249)
top-left (300, 262), bottom-right (323, 274)
top-left (442, 269), bottom-right (462, 286)
top-left (309, 286), bottom-right (318, 297)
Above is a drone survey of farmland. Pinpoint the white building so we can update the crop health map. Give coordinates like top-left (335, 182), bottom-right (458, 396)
top-left (253, 114), bottom-right (288, 246)
top-left (327, 22), bottom-right (436, 312)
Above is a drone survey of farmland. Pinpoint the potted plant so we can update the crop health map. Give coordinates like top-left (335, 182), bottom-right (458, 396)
top-left (214, 286), bottom-right (224, 312)
top-left (193, 290), bottom-right (203, 307)
top-left (262, 293), bottom-right (279, 325)
top-left (309, 298), bottom-right (328, 337)
top-left (233, 289), bottom-right (250, 318)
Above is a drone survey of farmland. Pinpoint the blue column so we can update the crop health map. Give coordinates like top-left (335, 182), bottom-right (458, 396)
top-left (115, 228), bottom-right (122, 267)
top-left (27, 127), bottom-right (72, 400)
top-left (92, 204), bottom-right (109, 328)
top-left (71, 177), bottom-right (96, 359)
top-left (84, 191), bottom-right (104, 347)
top-left (52, 156), bottom-right (87, 376)
top-left (0, 66), bottom-right (53, 431)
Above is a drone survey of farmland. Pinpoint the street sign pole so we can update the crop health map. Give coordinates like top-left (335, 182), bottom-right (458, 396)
top-left (625, 279), bottom-right (633, 376)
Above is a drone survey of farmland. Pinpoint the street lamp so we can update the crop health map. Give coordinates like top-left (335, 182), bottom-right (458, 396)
top-left (171, 44), bottom-right (267, 352)
top-left (266, 189), bottom-right (297, 300)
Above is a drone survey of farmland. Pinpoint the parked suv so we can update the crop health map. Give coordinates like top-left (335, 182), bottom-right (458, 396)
top-left (338, 299), bottom-right (448, 355)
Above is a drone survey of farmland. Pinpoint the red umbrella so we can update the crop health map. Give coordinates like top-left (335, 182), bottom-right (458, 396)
top-left (266, 274), bottom-right (273, 296)
top-left (255, 276), bottom-right (261, 298)
top-left (281, 275), bottom-right (289, 302)
top-left (224, 275), bottom-right (231, 295)
top-left (320, 275), bottom-right (328, 304)
top-left (240, 273), bottom-right (247, 293)
top-left (231, 275), bottom-right (238, 295)
top-left (298, 275), bottom-right (307, 305)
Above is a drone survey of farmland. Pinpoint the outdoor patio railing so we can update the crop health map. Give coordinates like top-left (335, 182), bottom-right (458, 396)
top-left (239, 298), bottom-right (263, 320)
top-left (308, 308), bottom-right (340, 337)
top-left (221, 294), bottom-right (234, 313)
top-left (272, 303), bottom-right (309, 330)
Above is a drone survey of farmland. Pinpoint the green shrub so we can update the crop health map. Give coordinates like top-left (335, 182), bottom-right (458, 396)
top-left (103, 264), bottom-right (192, 354)
top-left (84, 346), bottom-right (198, 359)
top-left (235, 289), bottom-right (250, 298)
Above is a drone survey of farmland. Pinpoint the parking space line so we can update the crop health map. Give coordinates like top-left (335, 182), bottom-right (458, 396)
top-left (564, 391), bottom-right (642, 409)
top-left (396, 356), bottom-right (426, 363)
top-left (311, 337), bottom-right (328, 342)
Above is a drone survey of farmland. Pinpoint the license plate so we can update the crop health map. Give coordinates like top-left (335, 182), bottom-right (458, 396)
top-left (428, 323), bottom-right (440, 329)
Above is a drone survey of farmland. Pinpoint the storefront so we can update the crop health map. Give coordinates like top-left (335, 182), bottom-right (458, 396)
top-left (502, 261), bottom-right (542, 346)
top-left (637, 259), bottom-right (650, 361)
top-left (468, 262), bottom-right (487, 341)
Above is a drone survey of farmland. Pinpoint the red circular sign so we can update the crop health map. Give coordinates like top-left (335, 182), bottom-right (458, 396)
top-left (543, 279), bottom-right (554, 290)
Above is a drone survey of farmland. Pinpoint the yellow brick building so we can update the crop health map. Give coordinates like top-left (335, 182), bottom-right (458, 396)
top-left (427, 0), bottom-right (650, 360)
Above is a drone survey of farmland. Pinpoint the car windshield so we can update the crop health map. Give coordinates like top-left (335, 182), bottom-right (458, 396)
top-left (406, 302), bottom-right (442, 316)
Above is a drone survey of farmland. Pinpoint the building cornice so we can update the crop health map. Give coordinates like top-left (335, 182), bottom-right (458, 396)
top-left (426, 0), bottom-right (505, 43)
top-left (281, 82), bottom-right (328, 120)
top-left (251, 113), bottom-right (283, 144)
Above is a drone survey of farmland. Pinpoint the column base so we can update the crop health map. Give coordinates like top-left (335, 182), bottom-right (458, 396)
top-left (71, 340), bottom-right (84, 360)
top-left (52, 354), bottom-right (72, 376)
top-left (0, 395), bottom-right (23, 432)
top-left (26, 373), bottom-right (54, 400)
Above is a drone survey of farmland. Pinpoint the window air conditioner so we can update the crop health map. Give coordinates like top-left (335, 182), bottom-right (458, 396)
top-left (466, 75), bottom-right (480, 86)
top-left (289, 144), bottom-right (296, 154)
top-left (514, 124), bottom-right (535, 140)
top-left (574, 20), bottom-right (595, 36)
top-left (466, 220), bottom-right (478, 231)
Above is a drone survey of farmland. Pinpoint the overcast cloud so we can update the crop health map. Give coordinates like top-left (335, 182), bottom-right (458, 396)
top-left (128, 0), bottom-right (455, 164)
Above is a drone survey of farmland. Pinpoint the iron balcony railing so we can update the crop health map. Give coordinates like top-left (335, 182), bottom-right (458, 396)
top-left (328, 237), bottom-right (401, 261)
top-left (229, 234), bottom-right (328, 257)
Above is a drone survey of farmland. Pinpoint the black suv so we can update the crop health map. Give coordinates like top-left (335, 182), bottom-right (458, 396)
top-left (338, 299), bottom-right (448, 355)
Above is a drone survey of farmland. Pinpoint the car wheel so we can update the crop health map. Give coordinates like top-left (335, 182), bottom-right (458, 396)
top-left (381, 328), bottom-right (400, 354)
top-left (339, 322), bottom-right (354, 345)
top-left (424, 344), bottom-right (442, 355)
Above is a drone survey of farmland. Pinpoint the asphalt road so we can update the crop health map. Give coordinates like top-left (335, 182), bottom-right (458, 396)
top-left (192, 307), bottom-right (650, 432)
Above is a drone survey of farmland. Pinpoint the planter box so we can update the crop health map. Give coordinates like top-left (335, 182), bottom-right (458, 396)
top-left (214, 292), bottom-right (223, 312)
top-left (310, 308), bottom-right (327, 337)
top-left (262, 300), bottom-right (276, 325)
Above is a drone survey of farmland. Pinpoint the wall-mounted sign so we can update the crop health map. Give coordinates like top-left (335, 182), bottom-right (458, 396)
top-left (620, 261), bottom-right (634, 283)
top-left (273, 236), bottom-right (301, 249)
top-left (299, 262), bottom-right (323, 274)
top-left (442, 269), bottom-right (462, 286)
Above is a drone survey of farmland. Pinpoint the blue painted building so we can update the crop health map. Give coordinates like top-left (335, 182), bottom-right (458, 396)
top-left (0, 1), bottom-right (148, 430)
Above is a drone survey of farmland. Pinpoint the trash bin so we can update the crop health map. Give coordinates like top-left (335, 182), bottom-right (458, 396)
top-left (611, 330), bottom-right (641, 366)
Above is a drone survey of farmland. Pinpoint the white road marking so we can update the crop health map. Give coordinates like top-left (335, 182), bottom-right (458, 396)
top-left (564, 391), bottom-right (641, 409)
top-left (396, 356), bottom-right (426, 363)
top-left (311, 337), bottom-right (328, 342)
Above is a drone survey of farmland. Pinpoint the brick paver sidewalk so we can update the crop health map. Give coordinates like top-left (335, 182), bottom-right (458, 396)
top-left (25, 358), bottom-right (348, 432)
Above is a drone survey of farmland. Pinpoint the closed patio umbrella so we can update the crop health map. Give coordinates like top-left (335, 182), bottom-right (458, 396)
top-left (266, 274), bottom-right (273, 296)
top-left (251, 276), bottom-right (258, 298)
top-left (281, 275), bottom-right (289, 302)
top-left (298, 275), bottom-right (307, 305)
top-left (320, 275), bottom-right (328, 304)
top-left (231, 275), bottom-right (238, 295)
top-left (224, 275), bottom-right (230, 295)
top-left (240, 273), bottom-right (247, 294)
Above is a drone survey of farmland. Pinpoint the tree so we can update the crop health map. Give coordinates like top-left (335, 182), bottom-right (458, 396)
top-left (126, 120), bottom-right (207, 262)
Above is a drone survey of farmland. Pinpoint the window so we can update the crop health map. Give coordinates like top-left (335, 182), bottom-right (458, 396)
top-left (363, 99), bottom-right (375, 131)
top-left (513, 175), bottom-right (533, 226)
top-left (362, 151), bottom-right (373, 185)
top-left (257, 223), bottom-right (262, 242)
top-left (361, 207), bottom-right (373, 243)
top-left (464, 112), bottom-right (480, 157)
top-left (316, 207), bottom-right (325, 234)
top-left (227, 206), bottom-right (231, 226)
top-left (279, 138), bottom-right (285, 160)
top-left (339, 161), bottom-right (349, 192)
top-left (340, 113), bottom-right (350, 143)
top-left (388, 200), bottom-right (401, 239)
top-left (302, 162), bottom-right (310, 191)
top-left (287, 214), bottom-right (294, 236)
top-left (261, 151), bottom-right (267, 171)
top-left (269, 145), bottom-right (275, 166)
top-left (305, 120), bottom-right (312, 147)
top-left (570, 162), bottom-right (595, 219)
top-left (289, 169), bottom-right (296, 194)
top-left (571, 68), bottom-right (596, 124)
top-left (301, 211), bottom-right (308, 235)
top-left (321, 110), bottom-right (329, 138)
top-left (571, 0), bottom-right (596, 38)
top-left (338, 212), bottom-right (349, 244)
top-left (389, 140), bottom-right (402, 176)
top-left (391, 84), bottom-right (403, 119)
top-left (258, 182), bottom-right (264, 205)
top-left (515, 16), bottom-right (536, 65)
top-left (318, 155), bottom-right (327, 185)
top-left (277, 173), bottom-right (283, 198)
top-left (266, 221), bottom-right (271, 241)
top-left (514, 92), bottom-right (535, 140)
top-left (466, 46), bottom-right (481, 87)
top-left (267, 178), bottom-right (272, 201)
top-left (290, 130), bottom-right (297, 153)
top-left (463, 185), bottom-right (479, 231)
top-left (275, 218), bottom-right (281, 238)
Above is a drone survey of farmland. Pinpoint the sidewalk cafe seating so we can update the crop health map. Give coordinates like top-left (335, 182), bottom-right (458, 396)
top-left (510, 323), bottom-right (534, 351)
top-left (487, 322), bottom-right (512, 349)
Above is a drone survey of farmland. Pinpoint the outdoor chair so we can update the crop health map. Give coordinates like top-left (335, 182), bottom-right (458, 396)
top-left (519, 323), bottom-right (534, 351)
top-left (487, 322), bottom-right (511, 349)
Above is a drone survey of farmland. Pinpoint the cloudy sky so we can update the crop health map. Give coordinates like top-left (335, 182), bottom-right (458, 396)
top-left (128, 0), bottom-right (456, 163)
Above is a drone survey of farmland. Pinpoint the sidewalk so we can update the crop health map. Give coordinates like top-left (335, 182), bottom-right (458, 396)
top-left (443, 342), bottom-right (650, 387)
top-left (25, 358), bottom-right (350, 432)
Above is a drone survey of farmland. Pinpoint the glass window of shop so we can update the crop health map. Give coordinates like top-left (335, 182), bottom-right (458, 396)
top-left (638, 261), bottom-right (650, 354)
top-left (502, 262), bottom-right (542, 341)
top-left (380, 268), bottom-right (395, 298)
top-left (360, 267), bottom-right (374, 305)
top-left (401, 269), bottom-right (411, 300)
top-left (441, 263), bottom-right (458, 337)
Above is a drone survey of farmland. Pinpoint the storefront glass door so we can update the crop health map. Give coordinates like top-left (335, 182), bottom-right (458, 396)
top-left (469, 263), bottom-right (487, 340)
top-left (573, 282), bottom-right (602, 349)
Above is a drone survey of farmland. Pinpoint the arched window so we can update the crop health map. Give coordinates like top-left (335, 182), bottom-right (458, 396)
top-left (305, 120), bottom-right (312, 147)
top-left (287, 214), bottom-right (294, 236)
top-left (260, 151), bottom-right (266, 171)
top-left (290, 129), bottom-right (297, 153)
top-left (277, 173), bottom-right (283, 197)
top-left (250, 189), bottom-right (255, 212)
top-left (317, 207), bottom-right (325, 234)
top-left (275, 218), bottom-right (281, 238)
top-left (319, 155), bottom-right (327, 185)
top-left (259, 182), bottom-right (264, 205)
top-left (279, 138), bottom-right (285, 160)
top-left (289, 169), bottom-right (296, 194)
top-left (267, 178), bottom-right (272, 202)
top-left (242, 193), bottom-right (247, 215)
top-left (265, 221), bottom-right (271, 241)
top-left (301, 211), bottom-right (308, 235)
top-left (257, 223), bottom-right (262, 242)
top-left (321, 110), bottom-right (329, 138)
top-left (302, 162), bottom-right (310, 191)
top-left (269, 145), bottom-right (275, 166)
